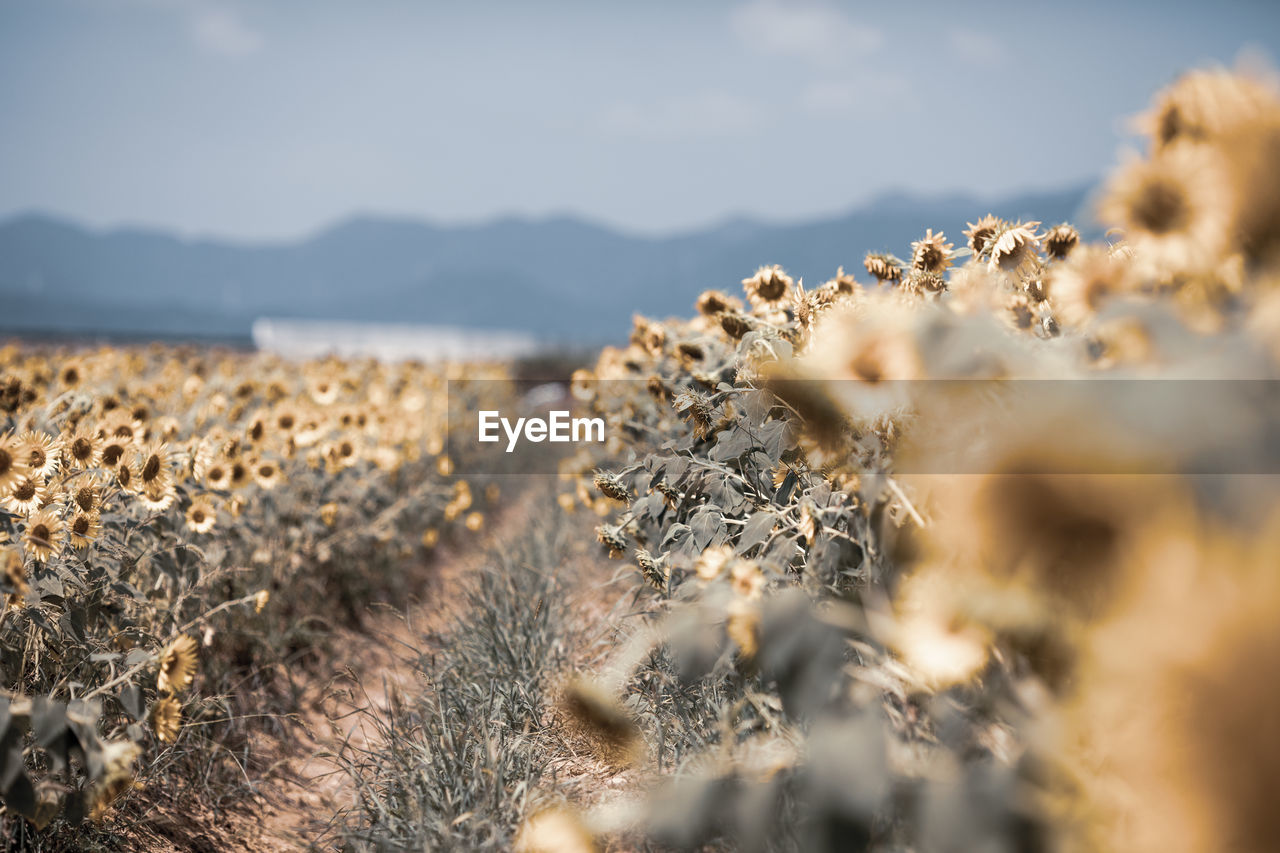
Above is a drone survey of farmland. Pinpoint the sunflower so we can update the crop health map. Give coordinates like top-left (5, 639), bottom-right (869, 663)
top-left (695, 289), bottom-right (744, 317)
top-left (23, 508), bottom-right (63, 562)
top-left (57, 359), bottom-right (85, 390)
top-left (1098, 145), bottom-right (1235, 276)
top-left (252, 458), bottom-right (282, 490)
top-left (964, 214), bottom-right (1004, 257)
top-left (17, 431), bottom-right (60, 480)
top-left (184, 497), bottom-right (217, 534)
top-left (910, 229), bottom-right (955, 274)
top-left (135, 441), bottom-right (173, 493)
top-left (98, 412), bottom-right (144, 446)
top-left (272, 405), bottom-right (300, 437)
top-left (157, 634), bottom-right (198, 694)
top-left (66, 474), bottom-right (104, 514)
top-left (307, 375), bottom-right (340, 406)
top-left (324, 437), bottom-right (359, 472)
top-left (97, 433), bottom-right (133, 468)
top-left (1043, 223), bottom-right (1080, 260)
top-left (68, 510), bottom-right (102, 549)
top-left (1141, 67), bottom-right (1278, 152)
top-left (64, 422), bottom-right (102, 470)
top-left (114, 457), bottom-right (141, 494)
top-left (203, 458), bottom-right (232, 490)
top-left (88, 740), bottom-right (141, 822)
top-left (4, 475), bottom-right (47, 516)
top-left (863, 252), bottom-right (904, 284)
top-left (0, 431), bottom-right (28, 498)
top-left (228, 460), bottom-right (250, 489)
top-left (320, 502), bottom-right (339, 527)
top-left (3, 548), bottom-right (27, 606)
top-left (245, 410), bottom-right (268, 445)
top-left (138, 482), bottom-right (177, 512)
top-left (150, 696), bottom-right (182, 743)
top-left (742, 265), bottom-right (794, 311)
top-left (987, 221), bottom-right (1043, 272)
top-left (1048, 245), bottom-right (1134, 327)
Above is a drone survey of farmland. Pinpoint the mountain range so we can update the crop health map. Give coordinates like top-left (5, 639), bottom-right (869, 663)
top-left (0, 184), bottom-right (1094, 342)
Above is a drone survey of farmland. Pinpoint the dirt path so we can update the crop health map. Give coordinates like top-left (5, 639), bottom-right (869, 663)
top-left (240, 494), bottom-right (540, 850)
top-left (116, 485), bottom-right (644, 852)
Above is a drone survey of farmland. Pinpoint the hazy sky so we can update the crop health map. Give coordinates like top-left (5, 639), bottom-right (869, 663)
top-left (1, 0), bottom-right (1278, 241)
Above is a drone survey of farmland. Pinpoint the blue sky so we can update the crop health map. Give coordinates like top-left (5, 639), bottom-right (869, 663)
top-left (1, 0), bottom-right (1278, 241)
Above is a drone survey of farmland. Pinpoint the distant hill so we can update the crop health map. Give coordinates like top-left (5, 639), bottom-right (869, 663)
top-left (0, 185), bottom-right (1094, 342)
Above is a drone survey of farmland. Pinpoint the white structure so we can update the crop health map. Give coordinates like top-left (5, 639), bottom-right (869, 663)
top-left (251, 317), bottom-right (542, 362)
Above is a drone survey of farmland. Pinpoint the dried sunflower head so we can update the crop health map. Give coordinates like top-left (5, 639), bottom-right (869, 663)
top-left (742, 264), bottom-right (794, 310)
top-left (1043, 223), bottom-right (1081, 260)
top-left (157, 634), bottom-right (198, 694)
top-left (864, 252), bottom-right (904, 284)
top-left (150, 696), bottom-right (182, 743)
top-left (911, 228), bottom-right (955, 274)
top-left (964, 214), bottom-right (1004, 257)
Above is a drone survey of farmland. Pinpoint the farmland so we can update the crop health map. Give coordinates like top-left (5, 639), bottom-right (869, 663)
top-left (3, 67), bottom-right (1280, 851)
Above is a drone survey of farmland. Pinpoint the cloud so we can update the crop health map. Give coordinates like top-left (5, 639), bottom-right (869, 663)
top-left (947, 28), bottom-right (1007, 67)
top-left (800, 73), bottom-right (911, 114)
top-left (730, 0), bottom-right (882, 67)
top-left (118, 0), bottom-right (264, 57)
top-left (189, 5), bottom-right (263, 57)
top-left (597, 91), bottom-right (763, 141)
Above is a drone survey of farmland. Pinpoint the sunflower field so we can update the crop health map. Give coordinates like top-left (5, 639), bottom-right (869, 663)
top-left (0, 346), bottom-right (507, 844)
top-left (3, 66), bottom-right (1280, 852)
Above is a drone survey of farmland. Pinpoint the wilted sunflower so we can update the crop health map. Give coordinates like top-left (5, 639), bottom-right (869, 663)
top-left (1043, 223), bottom-right (1081, 259)
top-left (635, 548), bottom-right (667, 591)
top-left (719, 311), bottom-right (753, 339)
top-left (1141, 66), bottom-right (1279, 152)
top-left (910, 229), bottom-right (954, 274)
top-left (157, 634), bottom-right (198, 694)
top-left (863, 252), bottom-right (904, 284)
top-left (23, 508), bottom-right (63, 562)
top-left (17, 431), bottom-right (60, 480)
top-left (695, 289), bottom-right (744, 317)
top-left (1048, 245), bottom-right (1134, 327)
top-left (596, 524), bottom-right (628, 558)
top-left (4, 475), bottom-right (47, 516)
top-left (0, 431), bottom-right (28, 498)
top-left (68, 510), bottom-right (102, 549)
top-left (988, 221), bottom-right (1043, 272)
top-left (742, 264), bottom-right (794, 310)
top-left (185, 497), bottom-right (217, 534)
top-left (1098, 145), bottom-right (1235, 276)
top-left (150, 696), bottom-right (182, 743)
top-left (964, 214), bottom-right (1004, 257)
top-left (64, 422), bottom-right (102, 470)
top-left (593, 471), bottom-right (629, 503)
